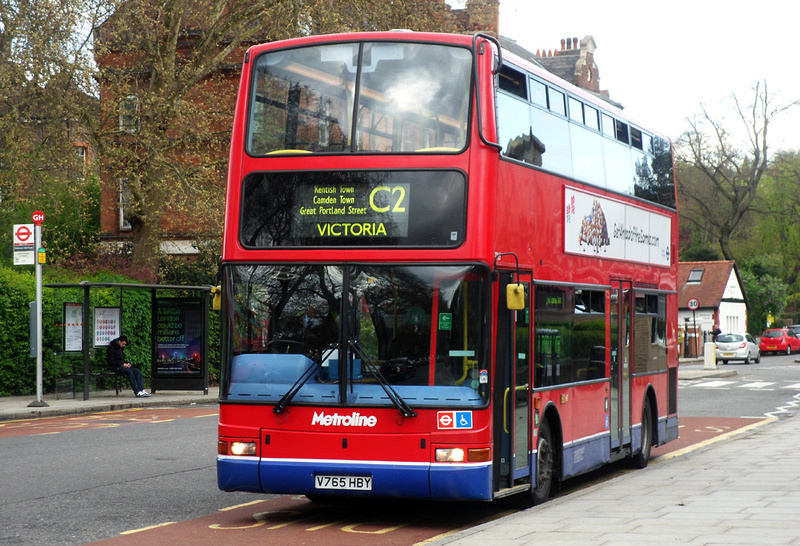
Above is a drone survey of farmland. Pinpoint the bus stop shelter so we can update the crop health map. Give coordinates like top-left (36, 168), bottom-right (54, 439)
top-left (44, 281), bottom-right (213, 400)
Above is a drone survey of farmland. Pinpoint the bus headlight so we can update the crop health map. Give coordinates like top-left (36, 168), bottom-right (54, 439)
top-left (231, 441), bottom-right (257, 456)
top-left (220, 440), bottom-right (257, 456)
top-left (435, 448), bottom-right (465, 462)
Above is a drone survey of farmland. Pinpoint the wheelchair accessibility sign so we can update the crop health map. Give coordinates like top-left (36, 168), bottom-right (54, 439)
top-left (437, 411), bottom-right (473, 429)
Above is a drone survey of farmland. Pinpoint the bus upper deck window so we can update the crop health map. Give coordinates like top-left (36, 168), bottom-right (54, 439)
top-left (499, 66), bottom-right (527, 99)
top-left (584, 105), bottom-right (599, 132)
top-left (530, 78), bottom-right (547, 108)
top-left (615, 120), bottom-right (629, 144)
top-left (548, 88), bottom-right (566, 117)
top-left (601, 114), bottom-right (615, 138)
top-left (630, 128), bottom-right (643, 150)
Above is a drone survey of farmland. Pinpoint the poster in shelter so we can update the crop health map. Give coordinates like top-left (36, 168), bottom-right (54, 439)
top-left (154, 299), bottom-right (203, 376)
top-left (93, 307), bottom-right (120, 347)
top-left (64, 303), bottom-right (83, 352)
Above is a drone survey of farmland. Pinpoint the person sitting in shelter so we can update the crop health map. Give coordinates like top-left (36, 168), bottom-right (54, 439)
top-left (107, 335), bottom-right (151, 397)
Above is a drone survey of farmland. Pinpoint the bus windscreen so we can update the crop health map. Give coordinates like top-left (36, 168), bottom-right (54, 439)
top-left (247, 42), bottom-right (472, 154)
top-left (222, 264), bottom-right (490, 408)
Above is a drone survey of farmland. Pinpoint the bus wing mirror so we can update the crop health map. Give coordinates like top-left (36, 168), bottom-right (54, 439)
top-left (506, 283), bottom-right (525, 310)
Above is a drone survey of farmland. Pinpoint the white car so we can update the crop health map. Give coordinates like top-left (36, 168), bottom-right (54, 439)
top-left (715, 333), bottom-right (760, 364)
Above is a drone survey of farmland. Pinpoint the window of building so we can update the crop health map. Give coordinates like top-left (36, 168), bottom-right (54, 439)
top-left (119, 179), bottom-right (132, 231)
top-left (687, 269), bottom-right (704, 283)
top-left (74, 145), bottom-right (88, 165)
top-left (119, 95), bottom-right (140, 134)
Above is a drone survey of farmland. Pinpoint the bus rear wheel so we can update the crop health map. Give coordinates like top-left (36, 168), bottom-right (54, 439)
top-left (532, 419), bottom-right (554, 505)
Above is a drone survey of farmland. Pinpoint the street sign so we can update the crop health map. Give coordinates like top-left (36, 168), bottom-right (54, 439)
top-left (14, 224), bottom-right (33, 243)
top-left (687, 298), bottom-right (699, 310)
top-left (13, 223), bottom-right (35, 265)
top-left (32, 210), bottom-right (45, 225)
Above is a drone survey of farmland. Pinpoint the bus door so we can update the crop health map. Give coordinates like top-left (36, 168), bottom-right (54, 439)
top-left (610, 280), bottom-right (632, 449)
top-left (494, 272), bottom-right (532, 490)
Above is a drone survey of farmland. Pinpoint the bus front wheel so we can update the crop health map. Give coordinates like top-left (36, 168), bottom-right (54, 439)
top-left (532, 419), bottom-right (554, 505)
top-left (631, 398), bottom-right (653, 469)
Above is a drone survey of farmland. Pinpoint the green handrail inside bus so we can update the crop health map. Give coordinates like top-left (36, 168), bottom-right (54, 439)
top-left (414, 147), bottom-right (461, 153)
top-left (266, 149), bottom-right (313, 155)
top-left (504, 384), bottom-right (529, 433)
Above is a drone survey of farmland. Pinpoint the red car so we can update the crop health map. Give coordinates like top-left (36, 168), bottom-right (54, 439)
top-left (758, 328), bottom-right (800, 355)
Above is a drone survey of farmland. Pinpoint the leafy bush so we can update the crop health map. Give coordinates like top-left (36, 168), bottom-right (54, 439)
top-left (0, 267), bottom-right (41, 395)
top-left (741, 268), bottom-right (787, 336)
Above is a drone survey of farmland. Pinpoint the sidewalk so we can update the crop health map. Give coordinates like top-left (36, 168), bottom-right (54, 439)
top-left (432, 414), bottom-right (800, 545)
top-left (0, 386), bottom-right (220, 421)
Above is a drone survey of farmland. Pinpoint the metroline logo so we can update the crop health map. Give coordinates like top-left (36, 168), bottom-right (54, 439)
top-left (311, 411), bottom-right (378, 427)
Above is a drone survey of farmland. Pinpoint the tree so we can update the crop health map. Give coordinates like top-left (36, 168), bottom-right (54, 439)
top-left (94, 0), bottom-right (494, 277)
top-left (750, 151), bottom-right (800, 291)
top-left (0, 0), bottom-right (105, 264)
top-left (680, 245), bottom-right (721, 262)
top-left (676, 82), bottom-right (797, 263)
top-left (93, 0), bottom-right (275, 278)
top-left (740, 262), bottom-right (787, 335)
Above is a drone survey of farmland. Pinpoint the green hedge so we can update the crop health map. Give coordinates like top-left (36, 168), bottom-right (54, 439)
top-left (0, 267), bottom-right (42, 395)
top-left (0, 265), bottom-right (219, 396)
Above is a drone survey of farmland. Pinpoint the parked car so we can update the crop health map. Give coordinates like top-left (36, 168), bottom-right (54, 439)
top-left (715, 333), bottom-right (760, 364)
top-left (788, 324), bottom-right (800, 337)
top-left (758, 328), bottom-right (800, 355)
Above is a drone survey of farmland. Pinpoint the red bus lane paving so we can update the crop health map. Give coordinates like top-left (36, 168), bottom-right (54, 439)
top-left (0, 407), bottom-right (218, 438)
top-left (89, 495), bottom-right (512, 546)
top-left (650, 415), bottom-right (773, 461)
top-left (76, 414), bottom-right (775, 545)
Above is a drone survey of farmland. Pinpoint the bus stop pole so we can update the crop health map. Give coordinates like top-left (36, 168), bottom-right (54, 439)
top-left (28, 223), bottom-right (48, 407)
top-left (83, 285), bottom-right (91, 400)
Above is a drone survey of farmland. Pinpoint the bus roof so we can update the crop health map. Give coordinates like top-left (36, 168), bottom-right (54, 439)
top-left (244, 30), bottom-right (476, 56)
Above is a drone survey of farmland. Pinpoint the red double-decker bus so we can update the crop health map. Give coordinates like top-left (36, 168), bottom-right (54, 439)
top-left (217, 31), bottom-right (678, 504)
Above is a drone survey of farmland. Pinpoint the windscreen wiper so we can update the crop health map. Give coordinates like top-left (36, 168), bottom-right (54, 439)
top-left (273, 343), bottom-right (337, 414)
top-left (349, 340), bottom-right (417, 418)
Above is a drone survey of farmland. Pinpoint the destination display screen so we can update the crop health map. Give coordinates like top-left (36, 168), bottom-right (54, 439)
top-left (240, 170), bottom-right (467, 247)
top-left (294, 181), bottom-right (410, 238)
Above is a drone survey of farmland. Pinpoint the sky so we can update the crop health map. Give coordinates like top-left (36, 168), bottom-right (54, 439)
top-left (478, 0), bottom-right (800, 151)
